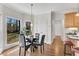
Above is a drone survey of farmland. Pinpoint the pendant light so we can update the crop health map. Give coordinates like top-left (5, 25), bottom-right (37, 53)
top-left (30, 4), bottom-right (33, 33)
top-left (31, 4), bottom-right (33, 21)
top-left (76, 10), bottom-right (79, 16)
top-left (76, 6), bottom-right (79, 16)
top-left (76, 12), bottom-right (79, 16)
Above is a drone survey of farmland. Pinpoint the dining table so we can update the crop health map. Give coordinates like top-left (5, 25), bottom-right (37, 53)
top-left (25, 35), bottom-right (38, 52)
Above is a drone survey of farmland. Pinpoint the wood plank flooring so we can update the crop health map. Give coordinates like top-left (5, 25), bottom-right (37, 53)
top-left (0, 36), bottom-right (65, 56)
top-left (0, 43), bottom-right (64, 56)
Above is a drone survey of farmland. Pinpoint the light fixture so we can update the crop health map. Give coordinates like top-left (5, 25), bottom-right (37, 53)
top-left (30, 4), bottom-right (33, 32)
top-left (76, 13), bottom-right (79, 16)
top-left (30, 4), bottom-right (33, 26)
top-left (68, 28), bottom-right (78, 30)
top-left (30, 4), bottom-right (33, 21)
top-left (76, 10), bottom-right (79, 16)
top-left (76, 6), bottom-right (79, 16)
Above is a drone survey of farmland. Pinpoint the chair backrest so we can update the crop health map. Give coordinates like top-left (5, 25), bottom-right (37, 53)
top-left (35, 33), bottom-right (40, 40)
top-left (40, 35), bottom-right (45, 45)
top-left (20, 31), bottom-right (26, 36)
top-left (19, 34), bottom-right (26, 47)
top-left (30, 35), bottom-right (34, 40)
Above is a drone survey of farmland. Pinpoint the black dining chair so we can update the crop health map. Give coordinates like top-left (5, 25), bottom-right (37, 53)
top-left (19, 34), bottom-right (31, 56)
top-left (33, 35), bottom-right (45, 53)
top-left (33, 33), bottom-right (40, 49)
top-left (35, 33), bottom-right (40, 43)
top-left (29, 35), bottom-right (34, 52)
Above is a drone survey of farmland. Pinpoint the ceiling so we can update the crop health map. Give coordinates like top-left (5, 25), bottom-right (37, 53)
top-left (1, 3), bottom-right (79, 15)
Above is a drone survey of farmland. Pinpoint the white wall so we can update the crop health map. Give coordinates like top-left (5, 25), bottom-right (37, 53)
top-left (51, 11), bottom-right (65, 41)
top-left (34, 12), bottom-right (52, 44)
top-left (34, 10), bottom-right (67, 44)
top-left (0, 5), bottom-right (4, 53)
top-left (0, 5), bottom-right (32, 53)
top-left (0, 15), bottom-right (4, 53)
top-left (34, 11), bottom-right (65, 44)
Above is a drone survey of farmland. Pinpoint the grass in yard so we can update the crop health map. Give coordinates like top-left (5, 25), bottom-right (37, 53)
top-left (7, 33), bottom-right (19, 44)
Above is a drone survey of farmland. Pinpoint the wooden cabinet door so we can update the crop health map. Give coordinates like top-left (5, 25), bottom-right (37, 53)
top-left (64, 13), bottom-right (74, 28)
top-left (75, 16), bottom-right (79, 27)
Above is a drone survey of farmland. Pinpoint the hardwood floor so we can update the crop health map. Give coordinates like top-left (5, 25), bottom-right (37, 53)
top-left (0, 44), bottom-right (64, 56)
top-left (0, 36), bottom-right (75, 56)
top-left (0, 36), bottom-right (65, 56)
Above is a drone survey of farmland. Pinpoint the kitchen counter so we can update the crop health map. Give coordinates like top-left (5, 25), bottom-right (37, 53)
top-left (67, 35), bottom-right (79, 41)
top-left (67, 34), bottom-right (79, 56)
top-left (66, 35), bottom-right (79, 47)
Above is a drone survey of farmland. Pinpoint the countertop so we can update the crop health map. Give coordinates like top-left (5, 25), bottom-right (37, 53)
top-left (67, 35), bottom-right (79, 41)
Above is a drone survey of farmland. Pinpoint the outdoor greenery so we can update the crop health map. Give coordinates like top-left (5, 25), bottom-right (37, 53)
top-left (26, 24), bottom-right (31, 36)
top-left (7, 17), bottom-right (20, 44)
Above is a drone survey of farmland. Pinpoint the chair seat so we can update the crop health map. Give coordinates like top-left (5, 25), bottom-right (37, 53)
top-left (20, 44), bottom-right (31, 48)
top-left (72, 47), bottom-right (79, 53)
top-left (26, 38), bottom-right (32, 43)
top-left (33, 43), bottom-right (41, 46)
top-left (65, 41), bottom-right (74, 46)
top-left (25, 44), bottom-right (31, 50)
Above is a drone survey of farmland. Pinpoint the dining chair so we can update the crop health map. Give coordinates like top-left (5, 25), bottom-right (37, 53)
top-left (32, 33), bottom-right (40, 49)
top-left (33, 35), bottom-right (45, 53)
top-left (64, 41), bottom-right (74, 56)
top-left (35, 33), bottom-right (40, 43)
top-left (19, 34), bottom-right (31, 56)
top-left (29, 35), bottom-right (34, 52)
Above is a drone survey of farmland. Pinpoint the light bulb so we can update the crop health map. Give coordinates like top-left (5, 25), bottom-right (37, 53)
top-left (76, 13), bottom-right (79, 16)
top-left (31, 24), bottom-right (33, 27)
top-left (68, 28), bottom-right (78, 30)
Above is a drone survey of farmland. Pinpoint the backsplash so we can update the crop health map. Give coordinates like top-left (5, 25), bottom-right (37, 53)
top-left (65, 28), bottom-right (79, 35)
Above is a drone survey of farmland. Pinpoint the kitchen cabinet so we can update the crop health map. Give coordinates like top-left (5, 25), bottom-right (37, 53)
top-left (64, 12), bottom-right (77, 28)
top-left (75, 15), bottom-right (79, 27)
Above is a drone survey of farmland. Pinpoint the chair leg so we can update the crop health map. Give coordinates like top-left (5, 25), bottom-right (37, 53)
top-left (72, 51), bottom-right (75, 56)
top-left (70, 46), bottom-right (72, 56)
top-left (71, 46), bottom-right (75, 56)
top-left (43, 45), bottom-right (44, 52)
top-left (32, 46), bottom-right (35, 52)
top-left (64, 45), bottom-right (66, 56)
top-left (24, 49), bottom-right (26, 56)
top-left (40, 46), bottom-right (42, 53)
top-left (30, 46), bottom-right (32, 52)
top-left (19, 47), bottom-right (21, 56)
